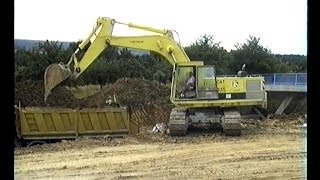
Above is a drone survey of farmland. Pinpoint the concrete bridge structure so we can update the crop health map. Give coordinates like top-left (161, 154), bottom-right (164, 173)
top-left (262, 73), bottom-right (307, 115)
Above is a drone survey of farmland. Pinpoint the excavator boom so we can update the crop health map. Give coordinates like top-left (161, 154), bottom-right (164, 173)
top-left (44, 17), bottom-right (190, 101)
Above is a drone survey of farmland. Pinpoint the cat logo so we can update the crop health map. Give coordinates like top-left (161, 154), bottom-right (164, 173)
top-left (232, 80), bottom-right (239, 87)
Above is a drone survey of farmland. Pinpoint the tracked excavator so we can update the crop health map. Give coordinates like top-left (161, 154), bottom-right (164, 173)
top-left (44, 17), bottom-right (267, 136)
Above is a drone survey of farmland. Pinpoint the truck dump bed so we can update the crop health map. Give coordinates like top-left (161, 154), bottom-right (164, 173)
top-left (15, 107), bottom-right (139, 140)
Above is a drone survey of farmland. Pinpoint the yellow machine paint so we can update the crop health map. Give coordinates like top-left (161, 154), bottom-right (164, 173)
top-left (216, 78), bottom-right (246, 93)
top-left (15, 106), bottom-right (139, 140)
top-left (43, 17), bottom-right (267, 136)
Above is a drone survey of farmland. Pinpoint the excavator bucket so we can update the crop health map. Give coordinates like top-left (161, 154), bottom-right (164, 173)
top-left (44, 63), bottom-right (72, 102)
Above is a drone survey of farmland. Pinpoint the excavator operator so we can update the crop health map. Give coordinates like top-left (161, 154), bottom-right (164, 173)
top-left (180, 71), bottom-right (195, 98)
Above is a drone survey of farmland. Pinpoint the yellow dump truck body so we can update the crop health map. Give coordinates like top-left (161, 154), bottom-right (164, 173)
top-left (15, 107), bottom-right (139, 140)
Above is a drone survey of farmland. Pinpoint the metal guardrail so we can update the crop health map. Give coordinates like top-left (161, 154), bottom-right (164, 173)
top-left (262, 73), bottom-right (307, 85)
top-left (262, 73), bottom-right (307, 92)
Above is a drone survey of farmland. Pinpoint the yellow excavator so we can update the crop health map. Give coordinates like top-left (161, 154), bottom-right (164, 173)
top-left (44, 17), bottom-right (267, 136)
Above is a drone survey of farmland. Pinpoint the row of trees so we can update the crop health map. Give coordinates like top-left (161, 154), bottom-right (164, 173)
top-left (15, 35), bottom-right (307, 87)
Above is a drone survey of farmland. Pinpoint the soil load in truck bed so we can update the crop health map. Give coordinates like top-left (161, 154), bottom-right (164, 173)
top-left (15, 78), bottom-right (174, 126)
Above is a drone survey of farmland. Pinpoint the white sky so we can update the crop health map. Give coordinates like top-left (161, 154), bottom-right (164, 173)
top-left (14, 0), bottom-right (307, 55)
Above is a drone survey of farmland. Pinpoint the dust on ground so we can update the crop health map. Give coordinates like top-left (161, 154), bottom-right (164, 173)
top-left (14, 117), bottom-right (307, 179)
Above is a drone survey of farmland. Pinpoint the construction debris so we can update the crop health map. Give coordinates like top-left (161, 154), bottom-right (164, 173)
top-left (152, 122), bottom-right (168, 134)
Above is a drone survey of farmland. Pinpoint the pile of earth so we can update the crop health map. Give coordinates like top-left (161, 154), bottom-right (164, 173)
top-left (15, 78), bottom-right (174, 126)
top-left (80, 78), bottom-right (171, 107)
top-left (129, 103), bottom-right (173, 126)
top-left (80, 78), bottom-right (173, 125)
top-left (15, 80), bottom-right (80, 108)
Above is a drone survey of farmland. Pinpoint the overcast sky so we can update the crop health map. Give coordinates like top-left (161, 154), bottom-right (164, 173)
top-left (14, 0), bottom-right (307, 55)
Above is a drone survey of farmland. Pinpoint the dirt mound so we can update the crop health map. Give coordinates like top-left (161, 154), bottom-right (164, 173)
top-left (15, 78), bottom-right (174, 126)
top-left (15, 80), bottom-right (80, 108)
top-left (130, 103), bottom-right (174, 126)
top-left (81, 78), bottom-right (170, 107)
top-left (80, 78), bottom-right (173, 125)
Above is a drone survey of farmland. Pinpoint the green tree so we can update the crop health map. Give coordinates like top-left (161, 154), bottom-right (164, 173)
top-left (184, 34), bottom-right (232, 74)
top-left (275, 54), bottom-right (307, 73)
top-left (15, 40), bottom-right (67, 82)
top-left (230, 36), bottom-right (290, 74)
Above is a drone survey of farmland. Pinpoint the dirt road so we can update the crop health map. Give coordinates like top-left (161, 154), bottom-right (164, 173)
top-left (14, 118), bottom-right (307, 179)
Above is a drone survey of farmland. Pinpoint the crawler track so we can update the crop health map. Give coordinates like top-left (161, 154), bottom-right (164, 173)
top-left (168, 108), bottom-right (188, 136)
top-left (222, 109), bottom-right (242, 136)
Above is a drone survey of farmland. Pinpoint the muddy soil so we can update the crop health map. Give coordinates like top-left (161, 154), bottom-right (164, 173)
top-left (80, 78), bottom-right (170, 107)
top-left (79, 78), bottom-right (173, 125)
top-left (15, 80), bottom-right (80, 108)
top-left (14, 117), bottom-right (307, 179)
top-left (15, 78), bottom-right (170, 107)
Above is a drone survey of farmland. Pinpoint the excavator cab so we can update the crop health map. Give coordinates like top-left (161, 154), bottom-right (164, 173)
top-left (174, 66), bottom-right (196, 99)
top-left (173, 64), bottom-right (219, 100)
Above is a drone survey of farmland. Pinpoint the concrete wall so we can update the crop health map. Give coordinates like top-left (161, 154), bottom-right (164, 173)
top-left (265, 92), bottom-right (307, 114)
